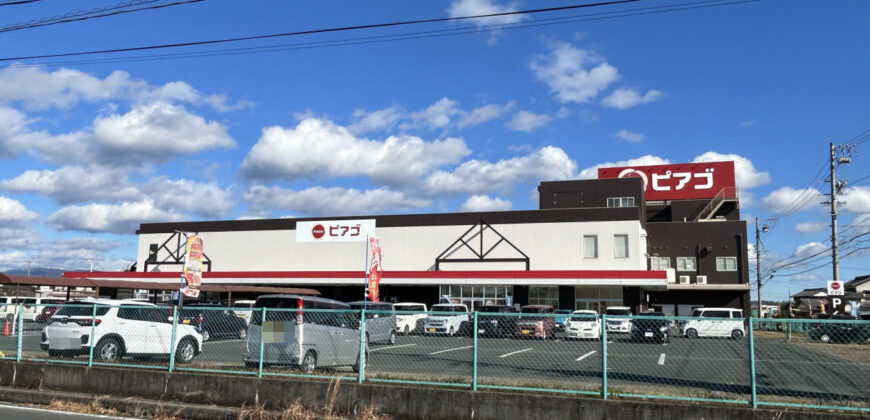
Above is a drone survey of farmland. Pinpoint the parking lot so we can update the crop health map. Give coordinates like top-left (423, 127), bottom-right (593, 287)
top-left (4, 325), bottom-right (867, 406)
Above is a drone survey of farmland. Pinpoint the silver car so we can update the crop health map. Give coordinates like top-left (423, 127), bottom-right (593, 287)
top-left (244, 295), bottom-right (364, 374)
top-left (349, 301), bottom-right (397, 345)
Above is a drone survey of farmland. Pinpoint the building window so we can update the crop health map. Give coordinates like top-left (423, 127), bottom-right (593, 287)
top-left (607, 197), bottom-right (636, 208)
top-left (676, 257), bottom-right (696, 272)
top-left (649, 257), bottom-right (670, 270)
top-left (716, 257), bottom-right (737, 272)
top-left (583, 235), bottom-right (598, 259)
top-left (614, 234), bottom-right (629, 259)
top-left (529, 286), bottom-right (559, 307)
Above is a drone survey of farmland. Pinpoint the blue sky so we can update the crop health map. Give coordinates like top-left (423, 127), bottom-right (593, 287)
top-left (0, 0), bottom-right (868, 300)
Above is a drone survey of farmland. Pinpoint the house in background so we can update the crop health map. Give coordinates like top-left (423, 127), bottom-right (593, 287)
top-left (791, 274), bottom-right (869, 317)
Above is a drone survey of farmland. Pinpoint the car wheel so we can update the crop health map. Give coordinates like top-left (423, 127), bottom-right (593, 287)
top-left (389, 330), bottom-right (397, 345)
top-left (730, 329), bottom-right (744, 340)
top-left (238, 328), bottom-right (247, 339)
top-left (403, 325), bottom-right (410, 336)
top-left (686, 329), bottom-right (698, 339)
top-left (820, 333), bottom-right (831, 343)
top-left (300, 350), bottom-right (317, 374)
top-left (175, 339), bottom-right (197, 364)
top-left (201, 329), bottom-right (210, 342)
top-left (96, 338), bottom-right (122, 362)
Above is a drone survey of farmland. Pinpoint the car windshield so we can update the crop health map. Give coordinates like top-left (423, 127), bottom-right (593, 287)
top-left (571, 312), bottom-right (597, 319)
top-left (606, 309), bottom-right (631, 316)
top-left (54, 302), bottom-right (110, 317)
top-left (555, 310), bottom-right (572, 314)
top-left (521, 307), bottom-right (552, 314)
top-left (479, 306), bottom-right (513, 313)
top-left (395, 304), bottom-right (426, 311)
top-left (639, 312), bottom-right (665, 317)
top-left (432, 305), bottom-right (466, 313)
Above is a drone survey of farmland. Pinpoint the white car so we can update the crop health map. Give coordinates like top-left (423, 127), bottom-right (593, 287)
top-left (232, 299), bottom-right (256, 324)
top-left (605, 306), bottom-right (633, 333)
top-left (41, 299), bottom-right (202, 363)
top-left (424, 304), bottom-right (469, 336)
top-left (1, 296), bottom-right (65, 322)
top-left (681, 307), bottom-right (745, 339)
top-left (394, 303), bottom-right (427, 335)
top-left (565, 310), bottom-right (601, 340)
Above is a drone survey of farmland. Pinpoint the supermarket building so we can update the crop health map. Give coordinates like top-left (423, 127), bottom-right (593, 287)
top-left (66, 161), bottom-right (751, 316)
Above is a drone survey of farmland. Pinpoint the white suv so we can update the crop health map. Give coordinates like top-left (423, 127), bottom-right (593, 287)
top-left (605, 306), bottom-right (633, 333)
top-left (394, 303), bottom-right (427, 335)
top-left (424, 304), bottom-right (470, 336)
top-left (681, 307), bottom-right (745, 339)
top-left (41, 299), bottom-right (202, 363)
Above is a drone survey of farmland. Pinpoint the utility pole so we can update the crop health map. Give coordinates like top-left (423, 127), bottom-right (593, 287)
top-left (826, 142), bottom-right (853, 283)
top-left (755, 218), bottom-right (762, 316)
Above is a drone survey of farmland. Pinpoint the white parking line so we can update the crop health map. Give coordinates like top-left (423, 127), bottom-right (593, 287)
top-left (428, 345), bottom-right (472, 355)
top-left (608, 340), bottom-right (614, 343)
top-left (657, 353), bottom-right (666, 365)
top-left (499, 348), bottom-right (532, 358)
top-left (370, 343), bottom-right (416, 352)
top-left (575, 350), bottom-right (596, 361)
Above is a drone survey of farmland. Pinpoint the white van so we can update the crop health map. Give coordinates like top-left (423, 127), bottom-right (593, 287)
top-left (681, 307), bottom-right (745, 339)
top-left (424, 304), bottom-right (469, 336)
top-left (1, 296), bottom-right (65, 322)
top-left (393, 303), bottom-right (427, 335)
top-left (232, 300), bottom-right (256, 324)
top-left (604, 306), bottom-right (633, 333)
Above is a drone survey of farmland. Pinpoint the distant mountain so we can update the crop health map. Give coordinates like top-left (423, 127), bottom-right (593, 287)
top-left (4, 268), bottom-right (65, 277)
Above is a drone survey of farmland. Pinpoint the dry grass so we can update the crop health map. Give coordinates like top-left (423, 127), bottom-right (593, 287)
top-left (47, 399), bottom-right (183, 419)
top-left (238, 378), bottom-right (391, 420)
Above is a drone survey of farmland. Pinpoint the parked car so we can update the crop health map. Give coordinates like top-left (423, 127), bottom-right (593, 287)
top-left (41, 299), bottom-right (202, 363)
top-left (554, 309), bottom-right (572, 332)
top-left (179, 306), bottom-right (249, 342)
top-left (37, 302), bottom-right (71, 323)
top-left (681, 307), bottom-right (745, 339)
top-left (807, 314), bottom-right (870, 343)
top-left (565, 310), bottom-right (601, 340)
top-left (424, 304), bottom-right (470, 336)
top-left (604, 306), bottom-right (633, 333)
top-left (515, 305), bottom-right (556, 339)
top-left (232, 300), bottom-right (256, 324)
top-left (631, 312), bottom-right (670, 343)
top-left (348, 301), bottom-right (397, 345)
top-left (393, 303), bottom-right (427, 335)
top-left (2, 296), bottom-right (65, 322)
top-left (244, 295), bottom-right (364, 373)
top-left (477, 305), bottom-right (519, 337)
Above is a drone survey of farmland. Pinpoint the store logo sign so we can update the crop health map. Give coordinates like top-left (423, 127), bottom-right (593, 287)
top-left (297, 219), bottom-right (376, 242)
top-left (598, 161), bottom-right (737, 201)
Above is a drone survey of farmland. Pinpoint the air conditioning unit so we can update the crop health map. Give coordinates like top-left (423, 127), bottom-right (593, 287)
top-left (696, 275), bottom-right (707, 285)
top-left (679, 275), bottom-right (690, 284)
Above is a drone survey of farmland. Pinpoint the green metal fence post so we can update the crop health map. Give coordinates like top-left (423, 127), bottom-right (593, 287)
top-left (748, 317), bottom-right (757, 409)
top-left (168, 306), bottom-right (178, 373)
top-left (785, 321), bottom-right (791, 342)
top-left (15, 304), bottom-right (23, 362)
top-left (257, 307), bottom-right (266, 378)
top-left (601, 313), bottom-right (608, 400)
top-left (358, 308), bottom-right (367, 384)
top-left (87, 304), bottom-right (98, 367)
top-left (472, 311), bottom-right (478, 391)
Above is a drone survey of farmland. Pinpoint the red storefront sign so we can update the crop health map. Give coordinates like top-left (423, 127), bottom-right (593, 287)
top-left (598, 161), bottom-right (737, 201)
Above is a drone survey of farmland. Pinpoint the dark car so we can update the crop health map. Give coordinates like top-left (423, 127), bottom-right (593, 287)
top-left (179, 307), bottom-right (249, 342)
top-left (630, 312), bottom-right (670, 343)
top-left (515, 305), bottom-right (556, 339)
top-left (477, 305), bottom-right (519, 337)
top-left (36, 302), bottom-right (71, 323)
top-left (807, 314), bottom-right (870, 344)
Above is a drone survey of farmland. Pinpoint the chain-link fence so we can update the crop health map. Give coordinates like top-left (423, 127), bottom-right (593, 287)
top-left (3, 301), bottom-right (869, 413)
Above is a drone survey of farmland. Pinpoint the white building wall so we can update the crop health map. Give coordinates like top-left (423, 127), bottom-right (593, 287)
top-left (137, 220), bottom-right (647, 273)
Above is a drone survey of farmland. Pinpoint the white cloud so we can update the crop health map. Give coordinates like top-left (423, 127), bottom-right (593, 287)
top-left (761, 187), bottom-right (824, 213)
top-left (424, 146), bottom-right (576, 195)
top-left (348, 105), bottom-right (403, 133)
top-left (457, 102), bottom-right (514, 128)
top-left (691, 152), bottom-right (771, 190)
top-left (531, 42), bottom-right (620, 104)
top-left (792, 241), bottom-right (829, 258)
top-left (458, 195), bottom-right (512, 212)
top-left (601, 88), bottom-right (663, 109)
top-left (47, 200), bottom-right (182, 234)
top-left (447, 0), bottom-right (525, 26)
top-left (841, 186), bottom-right (870, 214)
top-left (740, 120), bottom-right (756, 128)
top-left (577, 155), bottom-right (671, 179)
top-left (243, 185), bottom-right (430, 217)
top-left (0, 65), bottom-right (249, 111)
top-left (795, 222), bottom-right (827, 234)
top-left (506, 110), bottom-right (552, 133)
top-left (615, 130), bottom-right (644, 143)
top-left (0, 196), bottom-right (38, 225)
top-left (404, 97), bottom-right (462, 130)
top-left (0, 166), bottom-right (138, 204)
top-left (240, 118), bottom-right (470, 186)
top-left (142, 177), bottom-right (234, 218)
top-left (0, 106), bottom-right (42, 158)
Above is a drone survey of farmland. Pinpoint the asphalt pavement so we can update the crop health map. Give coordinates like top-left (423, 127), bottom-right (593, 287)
top-left (0, 403), bottom-right (137, 420)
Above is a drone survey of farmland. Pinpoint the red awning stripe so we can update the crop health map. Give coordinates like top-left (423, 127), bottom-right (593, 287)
top-left (64, 270), bottom-right (667, 280)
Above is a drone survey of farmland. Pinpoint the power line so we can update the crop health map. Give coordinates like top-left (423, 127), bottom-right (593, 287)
top-left (0, 0), bottom-right (41, 6)
top-left (2, 0), bottom-right (760, 68)
top-left (0, 0), bottom-right (206, 34)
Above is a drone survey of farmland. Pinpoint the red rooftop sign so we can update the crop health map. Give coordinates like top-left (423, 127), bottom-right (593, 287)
top-left (598, 161), bottom-right (737, 201)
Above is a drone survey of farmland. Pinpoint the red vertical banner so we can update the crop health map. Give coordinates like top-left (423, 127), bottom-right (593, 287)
top-left (367, 237), bottom-right (382, 303)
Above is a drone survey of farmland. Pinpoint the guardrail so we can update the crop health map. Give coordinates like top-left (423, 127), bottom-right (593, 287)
top-left (1, 304), bottom-right (868, 413)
